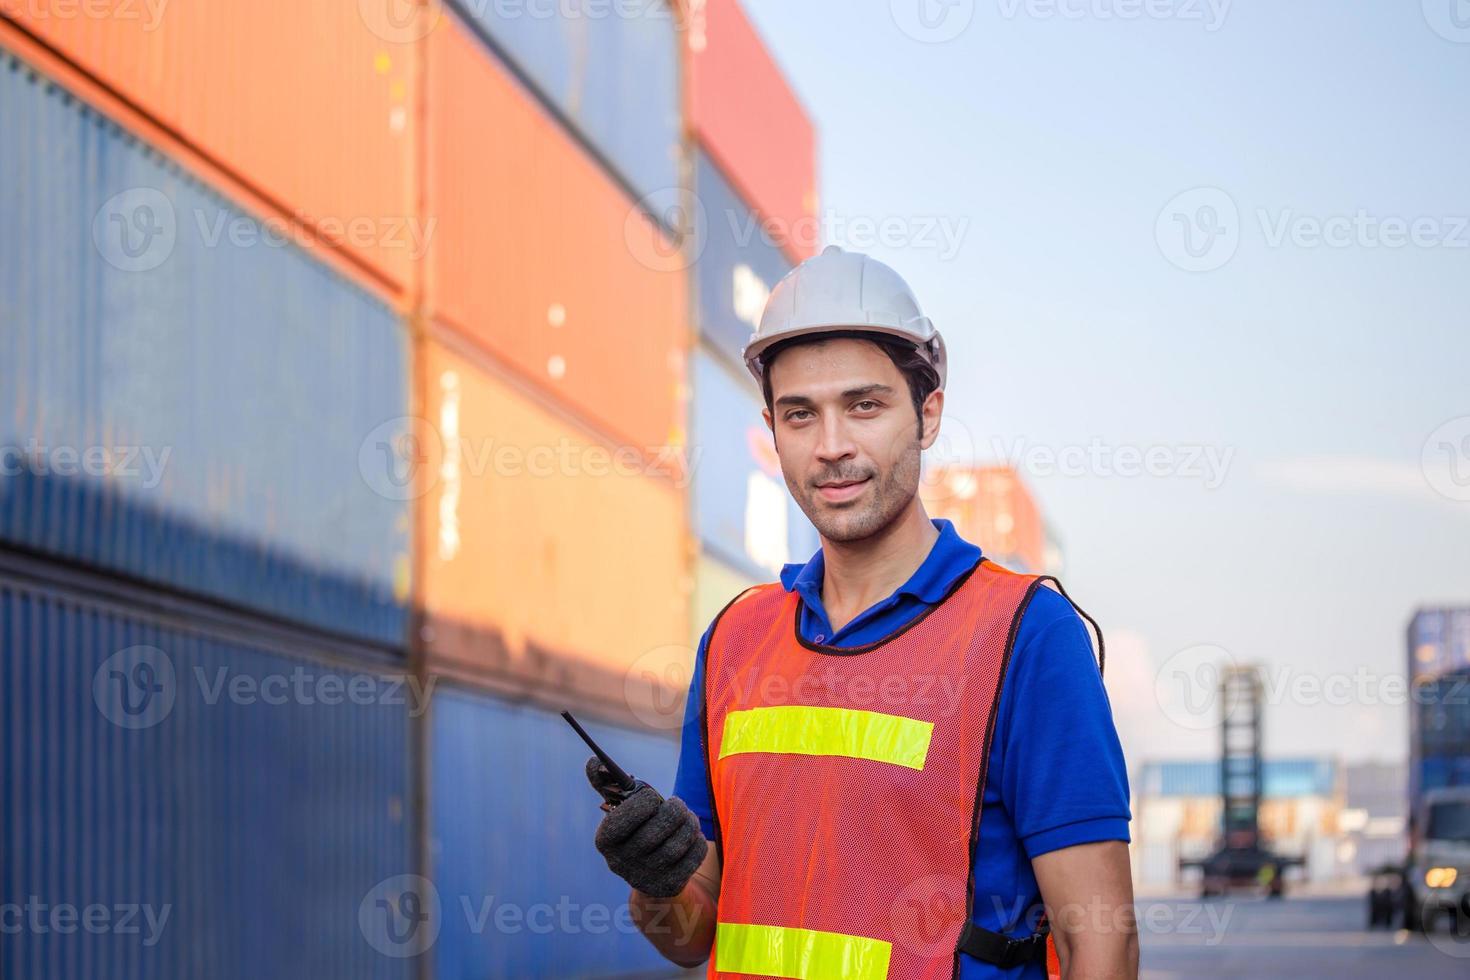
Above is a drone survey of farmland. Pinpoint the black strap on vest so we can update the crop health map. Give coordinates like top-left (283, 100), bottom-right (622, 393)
top-left (956, 920), bottom-right (1049, 969)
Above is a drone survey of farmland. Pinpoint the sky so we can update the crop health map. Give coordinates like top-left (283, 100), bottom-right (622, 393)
top-left (738, 0), bottom-right (1470, 769)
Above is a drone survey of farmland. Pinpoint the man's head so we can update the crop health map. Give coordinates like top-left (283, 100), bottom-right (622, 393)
top-left (759, 331), bottom-right (943, 543)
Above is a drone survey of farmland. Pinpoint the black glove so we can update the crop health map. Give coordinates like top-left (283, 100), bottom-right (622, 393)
top-left (586, 757), bottom-right (708, 899)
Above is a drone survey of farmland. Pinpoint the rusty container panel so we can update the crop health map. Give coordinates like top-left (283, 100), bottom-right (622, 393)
top-left (427, 16), bottom-right (687, 452)
top-left (688, 0), bottom-right (817, 261)
top-left (419, 339), bottom-right (690, 707)
top-left (921, 465), bottom-right (1046, 573)
top-left (0, 0), bottom-right (416, 295)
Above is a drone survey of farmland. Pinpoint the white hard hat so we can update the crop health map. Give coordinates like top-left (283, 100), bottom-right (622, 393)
top-left (741, 244), bottom-right (946, 390)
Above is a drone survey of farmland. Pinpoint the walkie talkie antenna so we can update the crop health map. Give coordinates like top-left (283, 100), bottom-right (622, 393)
top-left (561, 710), bottom-right (635, 791)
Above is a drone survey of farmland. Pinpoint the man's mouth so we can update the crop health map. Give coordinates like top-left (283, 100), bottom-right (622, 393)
top-left (815, 477), bottom-right (870, 503)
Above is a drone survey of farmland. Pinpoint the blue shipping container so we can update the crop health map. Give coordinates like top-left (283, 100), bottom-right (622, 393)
top-left (1409, 608), bottom-right (1470, 680)
top-left (0, 53), bottom-right (411, 646)
top-left (0, 574), bottom-right (415, 979)
top-left (450, 0), bottom-right (680, 204)
top-left (690, 349), bottom-right (820, 581)
top-left (694, 148), bottom-right (795, 373)
top-left (430, 687), bottom-right (682, 978)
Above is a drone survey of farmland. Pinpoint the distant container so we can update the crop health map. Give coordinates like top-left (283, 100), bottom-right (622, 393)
top-left (920, 466), bottom-right (1046, 573)
top-left (688, 0), bottom-right (818, 262)
top-left (694, 148), bottom-right (794, 375)
top-left (0, 55), bottom-right (410, 646)
top-left (690, 349), bottom-right (820, 581)
top-left (420, 337), bottom-right (690, 710)
top-left (429, 686), bottom-right (681, 978)
top-left (448, 0), bottom-right (680, 202)
top-left (0, 0), bottom-right (417, 296)
top-left (692, 548), bottom-right (761, 647)
top-left (0, 572), bottom-right (414, 980)
top-left (427, 18), bottom-right (688, 451)
top-left (1408, 607), bottom-right (1470, 682)
top-left (1410, 667), bottom-right (1470, 803)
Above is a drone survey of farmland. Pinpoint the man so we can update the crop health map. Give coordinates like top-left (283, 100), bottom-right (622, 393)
top-left (586, 246), bottom-right (1137, 978)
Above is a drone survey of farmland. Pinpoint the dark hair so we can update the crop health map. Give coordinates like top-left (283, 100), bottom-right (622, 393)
top-left (759, 330), bottom-right (941, 437)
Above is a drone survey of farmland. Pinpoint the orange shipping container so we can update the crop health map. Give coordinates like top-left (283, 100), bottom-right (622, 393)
top-left (1, 1), bottom-right (419, 299)
top-left (427, 17), bottom-right (688, 453)
top-left (921, 465), bottom-right (1047, 573)
top-left (420, 337), bottom-right (691, 709)
top-left (688, 0), bottom-right (818, 262)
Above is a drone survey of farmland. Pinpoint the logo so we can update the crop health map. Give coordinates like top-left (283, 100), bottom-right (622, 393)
top-left (1423, 0), bottom-right (1470, 43)
top-left (93, 188), bottom-right (177, 273)
top-left (1156, 187), bottom-right (1239, 272)
top-left (624, 645), bottom-right (695, 731)
top-left (358, 0), bottom-right (443, 43)
top-left (891, 874), bottom-right (970, 958)
top-left (891, 0), bottom-right (976, 43)
top-left (93, 646), bottom-right (177, 730)
top-left (1423, 416), bottom-right (1470, 503)
top-left (358, 416), bottom-right (444, 501)
top-left (1154, 644), bottom-right (1237, 731)
top-left (359, 874), bottom-right (442, 958)
top-left (625, 186), bottom-right (706, 273)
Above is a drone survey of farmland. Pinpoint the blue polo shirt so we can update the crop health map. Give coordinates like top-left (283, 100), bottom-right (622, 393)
top-left (672, 518), bottom-right (1131, 979)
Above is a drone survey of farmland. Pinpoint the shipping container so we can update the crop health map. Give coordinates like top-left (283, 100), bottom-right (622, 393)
top-left (1409, 667), bottom-right (1470, 803)
top-left (689, 349), bottom-right (820, 581)
top-left (419, 337), bottom-right (690, 713)
top-left (429, 685), bottom-right (682, 978)
top-left (687, 0), bottom-right (817, 262)
top-left (427, 17), bottom-right (688, 452)
top-left (0, 0), bottom-right (418, 296)
top-left (0, 53), bottom-right (411, 646)
top-left (448, 0), bottom-right (680, 203)
top-left (921, 466), bottom-right (1046, 574)
top-left (1408, 607), bottom-right (1470, 682)
top-left (0, 566), bottom-right (414, 980)
top-left (691, 548), bottom-right (760, 648)
top-left (693, 147), bottom-right (794, 374)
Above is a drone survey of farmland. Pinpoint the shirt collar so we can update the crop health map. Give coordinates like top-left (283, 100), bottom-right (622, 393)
top-left (778, 518), bottom-right (983, 605)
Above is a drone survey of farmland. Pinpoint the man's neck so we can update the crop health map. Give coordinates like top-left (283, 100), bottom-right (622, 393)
top-left (819, 503), bottom-right (940, 635)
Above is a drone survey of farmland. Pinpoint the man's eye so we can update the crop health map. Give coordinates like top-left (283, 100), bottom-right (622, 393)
top-left (854, 400), bottom-right (879, 412)
top-left (787, 409), bottom-right (813, 422)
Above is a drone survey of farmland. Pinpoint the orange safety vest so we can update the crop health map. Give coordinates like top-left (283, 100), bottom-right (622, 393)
top-left (702, 558), bottom-right (1090, 980)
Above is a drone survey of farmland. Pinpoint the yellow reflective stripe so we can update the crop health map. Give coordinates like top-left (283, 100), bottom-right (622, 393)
top-left (716, 922), bottom-right (891, 980)
top-left (718, 705), bottom-right (933, 770)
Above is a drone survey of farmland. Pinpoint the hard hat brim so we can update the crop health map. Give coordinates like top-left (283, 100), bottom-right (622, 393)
top-left (742, 322), bottom-right (947, 391)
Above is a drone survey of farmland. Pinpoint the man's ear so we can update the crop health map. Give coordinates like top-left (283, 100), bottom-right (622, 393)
top-left (919, 388), bottom-right (945, 450)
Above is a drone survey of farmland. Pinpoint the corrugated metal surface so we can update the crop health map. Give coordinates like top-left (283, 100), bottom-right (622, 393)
top-left (693, 148), bottom-right (793, 374)
top-left (688, 0), bottom-right (817, 261)
top-left (921, 466), bottom-right (1046, 574)
top-left (427, 17), bottom-right (687, 451)
top-left (430, 686), bottom-right (681, 978)
top-left (420, 338), bottom-right (689, 693)
top-left (0, 55), bottom-right (411, 646)
top-left (690, 349), bottom-right (820, 580)
top-left (448, 0), bottom-right (679, 201)
top-left (0, 575), bottom-right (413, 979)
top-left (0, 0), bottom-right (417, 296)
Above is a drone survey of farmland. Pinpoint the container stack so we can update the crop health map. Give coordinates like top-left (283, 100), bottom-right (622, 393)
top-left (685, 0), bottom-right (821, 642)
top-left (0, 1), bottom-right (815, 977)
top-left (1408, 608), bottom-right (1470, 805)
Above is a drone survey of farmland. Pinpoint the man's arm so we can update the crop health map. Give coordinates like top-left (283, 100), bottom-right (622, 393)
top-left (629, 841), bottom-right (721, 967)
top-left (1033, 841), bottom-right (1138, 979)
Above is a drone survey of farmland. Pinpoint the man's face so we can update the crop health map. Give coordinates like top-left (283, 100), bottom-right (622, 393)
top-left (763, 337), bottom-right (941, 543)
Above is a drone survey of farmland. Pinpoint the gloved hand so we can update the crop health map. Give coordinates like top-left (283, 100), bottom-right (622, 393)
top-left (586, 757), bottom-right (708, 899)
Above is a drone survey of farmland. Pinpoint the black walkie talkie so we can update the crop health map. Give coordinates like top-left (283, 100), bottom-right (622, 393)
top-left (562, 710), bottom-right (650, 811)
